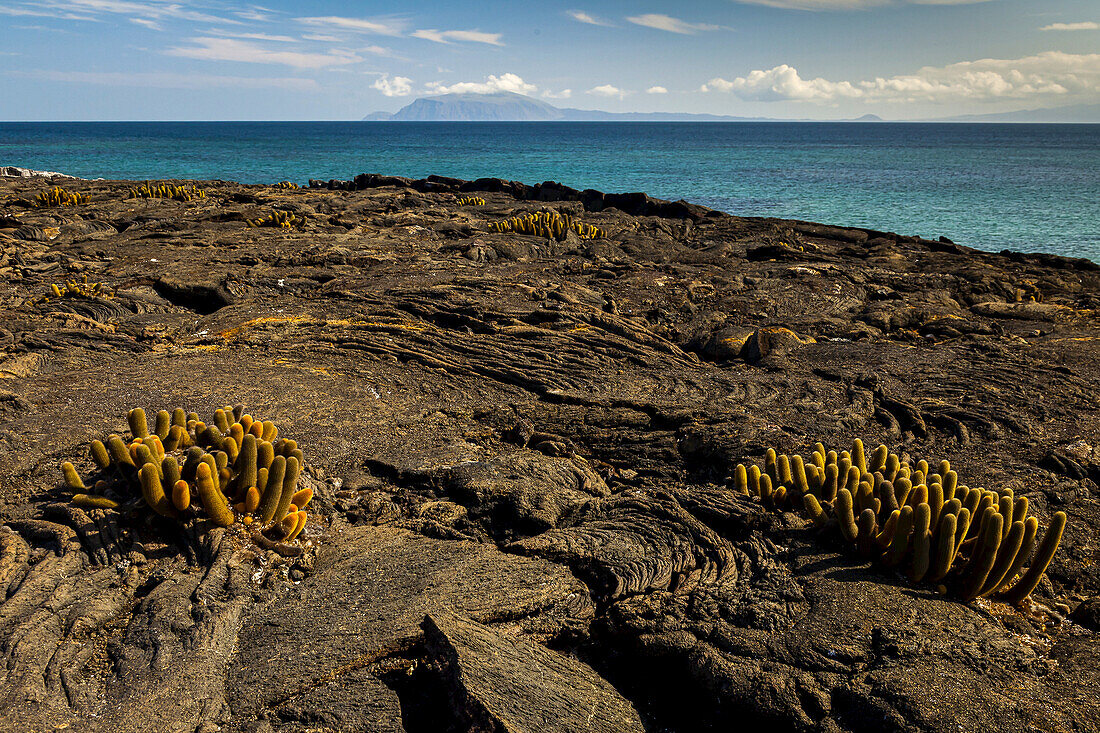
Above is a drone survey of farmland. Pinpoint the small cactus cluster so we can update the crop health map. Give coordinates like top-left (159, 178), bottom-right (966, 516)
top-left (487, 211), bottom-right (605, 240)
top-left (729, 439), bottom-right (1067, 604)
top-left (127, 183), bottom-right (207, 202)
top-left (33, 187), bottom-right (88, 207)
top-left (39, 275), bottom-right (113, 302)
top-left (275, 181), bottom-right (300, 190)
top-left (61, 405), bottom-right (312, 543)
top-left (456, 196), bottom-right (486, 206)
top-left (246, 210), bottom-right (301, 229)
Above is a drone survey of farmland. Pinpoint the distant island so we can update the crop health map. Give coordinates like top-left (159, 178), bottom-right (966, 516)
top-left (362, 92), bottom-right (1099, 123)
top-left (362, 92), bottom-right (883, 123)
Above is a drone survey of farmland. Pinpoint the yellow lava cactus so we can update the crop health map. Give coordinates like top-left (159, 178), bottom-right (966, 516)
top-left (38, 274), bottom-right (113, 302)
top-left (63, 405), bottom-right (312, 544)
top-left (34, 187), bottom-right (88, 207)
top-left (246, 210), bottom-right (301, 229)
top-left (487, 210), bottom-right (605, 240)
top-left (730, 439), bottom-right (1066, 604)
top-left (127, 183), bottom-right (207, 202)
top-left (456, 196), bottom-right (486, 206)
top-left (275, 181), bottom-right (300, 189)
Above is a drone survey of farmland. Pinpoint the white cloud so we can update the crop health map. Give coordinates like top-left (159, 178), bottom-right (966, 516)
top-left (424, 73), bottom-right (535, 95)
top-left (51, 0), bottom-right (233, 23)
top-left (567, 10), bottom-right (613, 26)
top-left (166, 37), bottom-right (362, 69)
top-left (728, 0), bottom-right (994, 8)
top-left (587, 84), bottom-right (628, 98)
top-left (130, 17), bottom-right (160, 30)
top-left (234, 6), bottom-right (278, 22)
top-left (1040, 22), bottom-right (1099, 31)
top-left (0, 0), bottom-right (232, 23)
top-left (542, 88), bottom-right (573, 99)
top-left (206, 31), bottom-right (300, 42)
top-left (372, 74), bottom-right (413, 97)
top-left (412, 29), bottom-right (503, 45)
top-left (26, 70), bottom-right (318, 91)
top-left (702, 66), bottom-right (861, 100)
top-left (646, 85), bottom-right (668, 94)
top-left (295, 16), bottom-right (404, 35)
top-left (626, 13), bottom-right (722, 34)
top-left (701, 52), bottom-right (1100, 105)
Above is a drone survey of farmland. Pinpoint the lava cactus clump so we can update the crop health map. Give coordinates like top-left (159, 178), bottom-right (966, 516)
top-left (728, 439), bottom-right (1066, 604)
top-left (487, 210), bottom-right (605, 240)
top-left (62, 405), bottom-right (313, 544)
top-left (34, 186), bottom-right (88, 207)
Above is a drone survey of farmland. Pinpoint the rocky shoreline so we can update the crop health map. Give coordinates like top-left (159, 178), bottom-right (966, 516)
top-left (0, 173), bottom-right (1097, 732)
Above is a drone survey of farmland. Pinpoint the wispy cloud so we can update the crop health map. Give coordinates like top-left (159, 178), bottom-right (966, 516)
top-left (52, 0), bottom-right (234, 24)
top-left (166, 37), bottom-right (362, 69)
top-left (587, 84), bottom-right (628, 98)
top-left (728, 0), bottom-right (994, 9)
top-left (205, 30), bottom-right (300, 43)
top-left (646, 86), bottom-right (669, 94)
top-left (541, 88), bottom-right (573, 99)
top-left (626, 14), bottom-right (723, 34)
top-left (129, 17), bottom-right (160, 30)
top-left (567, 10), bottom-right (613, 26)
top-left (412, 29), bottom-right (503, 46)
top-left (295, 15), bottom-right (405, 36)
top-left (372, 74), bottom-right (413, 97)
top-left (234, 5), bottom-right (278, 22)
top-left (1040, 21), bottom-right (1099, 31)
top-left (0, 5), bottom-right (96, 20)
top-left (24, 69), bottom-right (318, 91)
top-left (701, 52), bottom-right (1100, 104)
top-left (425, 73), bottom-right (535, 95)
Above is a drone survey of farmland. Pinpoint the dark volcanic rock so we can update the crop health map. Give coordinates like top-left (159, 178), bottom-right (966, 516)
top-left (423, 608), bottom-right (644, 733)
top-left (0, 174), bottom-right (1097, 733)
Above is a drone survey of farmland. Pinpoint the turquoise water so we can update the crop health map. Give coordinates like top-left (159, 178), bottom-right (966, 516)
top-left (2, 121), bottom-right (1097, 260)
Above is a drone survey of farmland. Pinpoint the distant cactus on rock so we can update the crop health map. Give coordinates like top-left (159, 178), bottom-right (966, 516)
top-left (127, 182), bottom-right (206, 202)
top-left (59, 405), bottom-right (312, 547)
top-left (728, 438), bottom-right (1067, 605)
top-left (34, 186), bottom-right (88, 207)
top-left (246, 210), bottom-right (301, 229)
top-left (456, 196), bottom-right (486, 206)
top-left (487, 210), bottom-right (605, 240)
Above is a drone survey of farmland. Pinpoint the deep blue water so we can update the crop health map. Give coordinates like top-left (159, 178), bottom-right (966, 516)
top-left (2, 121), bottom-right (1097, 260)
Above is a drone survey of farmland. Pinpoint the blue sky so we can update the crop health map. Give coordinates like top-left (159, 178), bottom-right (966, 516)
top-left (0, 0), bottom-right (1097, 120)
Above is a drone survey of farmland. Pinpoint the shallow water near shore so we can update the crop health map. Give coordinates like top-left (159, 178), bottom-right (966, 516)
top-left (2, 120), bottom-right (1097, 260)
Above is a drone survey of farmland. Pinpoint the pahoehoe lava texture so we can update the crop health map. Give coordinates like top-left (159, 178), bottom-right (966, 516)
top-left (0, 173), bottom-right (1098, 732)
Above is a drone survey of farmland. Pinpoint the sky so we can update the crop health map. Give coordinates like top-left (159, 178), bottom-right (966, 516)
top-left (0, 0), bottom-right (1097, 120)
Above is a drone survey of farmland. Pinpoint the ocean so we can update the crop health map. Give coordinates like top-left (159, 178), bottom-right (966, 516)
top-left (2, 121), bottom-right (1097, 261)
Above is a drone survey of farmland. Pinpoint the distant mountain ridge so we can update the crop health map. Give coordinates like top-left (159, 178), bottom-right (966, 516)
top-left (929, 103), bottom-right (1100, 123)
top-left (362, 92), bottom-right (884, 123)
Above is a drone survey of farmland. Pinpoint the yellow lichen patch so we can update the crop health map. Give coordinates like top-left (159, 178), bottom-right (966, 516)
top-left (216, 315), bottom-right (309, 342)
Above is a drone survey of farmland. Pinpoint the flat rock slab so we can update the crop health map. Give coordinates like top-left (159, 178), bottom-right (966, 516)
top-left (424, 608), bottom-right (644, 733)
top-left (226, 525), bottom-right (593, 731)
